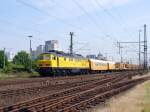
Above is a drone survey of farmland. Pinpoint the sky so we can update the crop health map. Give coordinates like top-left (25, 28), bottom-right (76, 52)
top-left (0, 0), bottom-right (150, 63)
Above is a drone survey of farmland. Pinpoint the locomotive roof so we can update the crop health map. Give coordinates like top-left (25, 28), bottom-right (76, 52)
top-left (89, 59), bottom-right (115, 64)
top-left (43, 50), bottom-right (85, 59)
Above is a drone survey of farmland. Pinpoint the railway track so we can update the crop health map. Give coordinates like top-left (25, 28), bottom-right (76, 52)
top-left (0, 72), bottom-right (130, 99)
top-left (0, 72), bottom-right (139, 112)
top-left (0, 73), bottom-right (108, 87)
top-left (0, 71), bottom-right (136, 88)
top-left (11, 76), bottom-right (149, 112)
top-left (0, 75), bottom-right (115, 106)
top-left (0, 75), bottom-right (111, 97)
top-left (1, 72), bottom-right (128, 106)
top-left (0, 73), bottom-right (113, 91)
top-left (59, 77), bottom-right (150, 112)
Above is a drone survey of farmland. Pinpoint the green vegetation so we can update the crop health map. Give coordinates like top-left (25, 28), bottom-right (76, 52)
top-left (0, 71), bottom-right (40, 80)
top-left (0, 50), bottom-right (8, 69)
top-left (0, 51), bottom-right (39, 79)
top-left (13, 51), bottom-right (31, 71)
top-left (141, 82), bottom-right (150, 112)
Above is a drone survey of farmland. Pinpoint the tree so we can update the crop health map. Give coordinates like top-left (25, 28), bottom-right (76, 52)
top-left (0, 50), bottom-right (8, 69)
top-left (13, 51), bottom-right (31, 70)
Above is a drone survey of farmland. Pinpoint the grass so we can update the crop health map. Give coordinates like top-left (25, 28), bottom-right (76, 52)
top-left (141, 82), bottom-right (150, 112)
top-left (0, 72), bottom-right (15, 80)
top-left (0, 70), bottom-right (40, 80)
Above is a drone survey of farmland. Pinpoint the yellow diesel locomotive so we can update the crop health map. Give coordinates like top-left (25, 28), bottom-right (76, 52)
top-left (37, 50), bottom-right (89, 75)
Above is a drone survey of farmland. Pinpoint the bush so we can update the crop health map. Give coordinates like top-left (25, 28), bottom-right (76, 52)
top-left (32, 60), bottom-right (38, 71)
top-left (13, 51), bottom-right (31, 71)
top-left (1, 64), bottom-right (12, 73)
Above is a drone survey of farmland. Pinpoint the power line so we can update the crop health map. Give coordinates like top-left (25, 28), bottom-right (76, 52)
top-left (94, 0), bottom-right (135, 39)
top-left (72, 0), bottom-right (118, 43)
top-left (0, 16), bottom-right (46, 43)
top-left (0, 18), bottom-right (43, 37)
top-left (17, 0), bottom-right (121, 54)
top-left (48, 0), bottom-right (118, 43)
top-left (72, 0), bottom-right (103, 32)
top-left (16, 0), bottom-right (101, 38)
top-left (48, 0), bottom-right (73, 14)
top-left (89, 2), bottom-right (118, 42)
top-left (94, 0), bottom-right (120, 25)
top-left (16, 0), bottom-right (82, 30)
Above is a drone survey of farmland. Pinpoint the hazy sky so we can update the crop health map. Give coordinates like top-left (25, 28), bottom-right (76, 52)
top-left (0, 0), bottom-right (150, 62)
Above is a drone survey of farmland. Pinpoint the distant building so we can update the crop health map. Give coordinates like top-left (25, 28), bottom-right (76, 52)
top-left (31, 50), bottom-right (37, 60)
top-left (97, 53), bottom-right (106, 60)
top-left (86, 54), bottom-right (96, 59)
top-left (5, 51), bottom-right (14, 61)
top-left (45, 40), bottom-right (59, 52)
top-left (86, 53), bottom-right (107, 60)
top-left (36, 45), bottom-right (45, 56)
top-left (32, 40), bottom-right (59, 59)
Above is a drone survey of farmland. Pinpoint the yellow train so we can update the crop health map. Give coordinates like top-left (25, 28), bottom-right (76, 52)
top-left (37, 50), bottom-right (139, 76)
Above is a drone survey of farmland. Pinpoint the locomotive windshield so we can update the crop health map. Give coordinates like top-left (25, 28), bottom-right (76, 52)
top-left (38, 54), bottom-right (51, 60)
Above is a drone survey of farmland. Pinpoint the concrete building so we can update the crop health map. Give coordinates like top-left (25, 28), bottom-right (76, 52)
top-left (45, 40), bottom-right (59, 52)
top-left (36, 45), bottom-right (45, 56)
top-left (86, 53), bottom-right (107, 60)
top-left (31, 50), bottom-right (37, 60)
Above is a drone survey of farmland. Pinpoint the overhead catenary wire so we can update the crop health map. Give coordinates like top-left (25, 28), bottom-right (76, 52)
top-left (16, 0), bottom-right (121, 56)
top-left (0, 16), bottom-right (48, 44)
top-left (47, 0), bottom-right (119, 54)
top-left (94, 0), bottom-right (121, 25)
top-left (16, 0), bottom-right (103, 38)
top-left (48, 0), bottom-right (118, 43)
top-left (16, 0), bottom-right (121, 45)
top-left (94, 0), bottom-right (141, 62)
top-left (12, 0), bottom-right (103, 53)
top-left (71, 0), bottom-right (118, 42)
top-left (71, 0), bottom-right (104, 32)
top-left (94, 0), bottom-right (136, 39)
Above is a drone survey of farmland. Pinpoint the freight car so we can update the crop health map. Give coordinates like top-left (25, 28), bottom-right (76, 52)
top-left (89, 59), bottom-right (116, 73)
top-left (125, 63), bottom-right (139, 70)
top-left (115, 62), bottom-right (126, 70)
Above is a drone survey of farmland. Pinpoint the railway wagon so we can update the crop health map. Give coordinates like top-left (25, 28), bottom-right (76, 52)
top-left (89, 59), bottom-right (116, 73)
top-left (125, 63), bottom-right (139, 70)
top-left (115, 62), bottom-right (126, 70)
top-left (37, 50), bottom-right (89, 75)
top-left (107, 61), bottom-right (116, 71)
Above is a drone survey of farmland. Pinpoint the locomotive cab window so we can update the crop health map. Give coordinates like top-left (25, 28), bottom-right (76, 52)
top-left (53, 56), bottom-right (56, 60)
top-left (44, 55), bottom-right (51, 60)
top-left (38, 55), bottom-right (43, 60)
top-left (38, 54), bottom-right (51, 60)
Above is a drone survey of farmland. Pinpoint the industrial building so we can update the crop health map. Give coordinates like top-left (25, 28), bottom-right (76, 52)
top-left (45, 40), bottom-right (59, 52)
